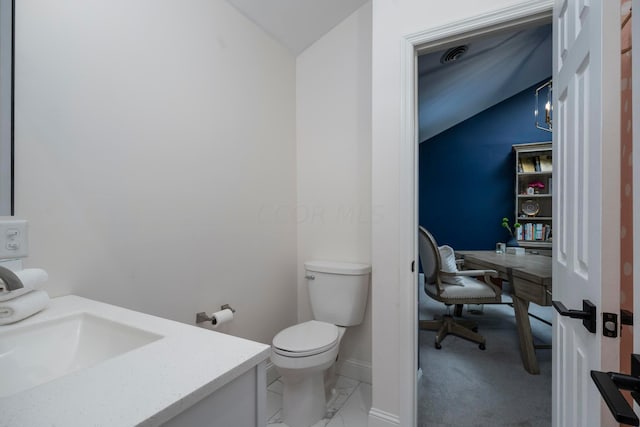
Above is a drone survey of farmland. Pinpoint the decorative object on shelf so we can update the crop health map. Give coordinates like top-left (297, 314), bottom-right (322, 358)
top-left (535, 79), bottom-right (552, 132)
top-left (522, 199), bottom-right (540, 216)
top-left (501, 217), bottom-right (521, 247)
top-left (506, 236), bottom-right (520, 248)
top-left (527, 180), bottom-right (545, 194)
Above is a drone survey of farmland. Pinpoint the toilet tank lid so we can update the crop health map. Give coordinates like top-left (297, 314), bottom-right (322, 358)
top-left (304, 260), bottom-right (371, 275)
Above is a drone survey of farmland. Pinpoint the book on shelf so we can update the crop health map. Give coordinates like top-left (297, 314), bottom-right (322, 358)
top-left (521, 157), bottom-right (536, 173)
top-left (515, 226), bottom-right (523, 241)
top-left (539, 155), bottom-right (552, 172)
top-left (519, 223), bottom-right (552, 242)
top-left (534, 223), bottom-right (543, 240)
top-left (523, 223), bottom-right (532, 240)
top-left (534, 156), bottom-right (541, 172)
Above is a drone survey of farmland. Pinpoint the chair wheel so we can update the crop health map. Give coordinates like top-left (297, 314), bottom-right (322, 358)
top-left (435, 342), bottom-right (442, 350)
top-left (479, 343), bottom-right (486, 350)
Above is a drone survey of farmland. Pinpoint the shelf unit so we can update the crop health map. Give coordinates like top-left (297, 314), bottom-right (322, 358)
top-left (513, 142), bottom-right (552, 251)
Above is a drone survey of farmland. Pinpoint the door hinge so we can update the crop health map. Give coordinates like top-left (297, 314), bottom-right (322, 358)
top-left (603, 312), bottom-right (618, 338)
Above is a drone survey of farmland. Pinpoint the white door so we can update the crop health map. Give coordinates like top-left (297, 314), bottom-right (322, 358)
top-left (552, 1), bottom-right (621, 426)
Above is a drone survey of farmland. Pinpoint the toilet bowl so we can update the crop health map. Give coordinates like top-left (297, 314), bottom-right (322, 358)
top-left (271, 260), bottom-right (370, 427)
top-left (271, 321), bottom-right (346, 427)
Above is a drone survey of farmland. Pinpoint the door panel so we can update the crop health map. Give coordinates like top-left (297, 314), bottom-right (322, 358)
top-left (552, 1), bottom-right (620, 426)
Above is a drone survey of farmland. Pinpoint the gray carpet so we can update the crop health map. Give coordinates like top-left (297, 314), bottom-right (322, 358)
top-left (417, 283), bottom-right (552, 427)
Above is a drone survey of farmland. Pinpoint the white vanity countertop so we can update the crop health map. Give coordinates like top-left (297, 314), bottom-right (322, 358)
top-left (0, 295), bottom-right (270, 427)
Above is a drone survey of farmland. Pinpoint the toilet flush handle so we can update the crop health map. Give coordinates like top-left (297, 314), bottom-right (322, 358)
top-left (305, 274), bottom-right (315, 280)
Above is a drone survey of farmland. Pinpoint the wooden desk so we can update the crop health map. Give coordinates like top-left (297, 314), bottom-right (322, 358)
top-left (456, 250), bottom-right (552, 375)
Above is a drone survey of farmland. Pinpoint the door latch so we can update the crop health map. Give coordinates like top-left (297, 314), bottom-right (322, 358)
top-left (603, 312), bottom-right (618, 338)
top-left (552, 299), bottom-right (597, 333)
top-left (603, 310), bottom-right (634, 338)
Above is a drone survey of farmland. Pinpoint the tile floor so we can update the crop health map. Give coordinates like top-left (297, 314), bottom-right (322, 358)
top-left (266, 375), bottom-right (371, 427)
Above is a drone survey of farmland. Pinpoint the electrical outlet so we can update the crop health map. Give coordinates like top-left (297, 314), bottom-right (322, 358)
top-left (0, 218), bottom-right (28, 260)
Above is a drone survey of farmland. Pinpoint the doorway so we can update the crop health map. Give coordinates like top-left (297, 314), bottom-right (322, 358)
top-left (415, 21), bottom-right (554, 426)
top-left (392, 3), bottom-right (555, 425)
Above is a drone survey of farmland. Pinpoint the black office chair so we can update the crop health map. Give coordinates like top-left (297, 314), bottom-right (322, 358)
top-left (418, 226), bottom-right (501, 350)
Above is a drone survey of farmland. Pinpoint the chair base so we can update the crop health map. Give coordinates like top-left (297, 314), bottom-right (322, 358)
top-left (420, 314), bottom-right (486, 350)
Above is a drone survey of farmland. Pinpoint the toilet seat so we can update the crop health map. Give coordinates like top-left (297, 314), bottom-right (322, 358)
top-left (272, 320), bottom-right (339, 358)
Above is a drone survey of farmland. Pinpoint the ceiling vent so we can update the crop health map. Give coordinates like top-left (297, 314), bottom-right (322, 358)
top-left (440, 45), bottom-right (469, 64)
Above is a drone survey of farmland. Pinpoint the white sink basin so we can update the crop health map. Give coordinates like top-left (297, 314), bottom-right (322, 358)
top-left (0, 312), bottom-right (162, 397)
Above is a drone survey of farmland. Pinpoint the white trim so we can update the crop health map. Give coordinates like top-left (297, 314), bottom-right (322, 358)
top-left (368, 407), bottom-right (401, 427)
top-left (412, 1), bottom-right (553, 54)
top-left (397, 1), bottom-right (554, 425)
top-left (397, 30), bottom-right (419, 427)
top-left (337, 358), bottom-right (372, 384)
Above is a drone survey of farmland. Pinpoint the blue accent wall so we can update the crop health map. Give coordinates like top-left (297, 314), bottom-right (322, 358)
top-left (419, 79), bottom-right (552, 250)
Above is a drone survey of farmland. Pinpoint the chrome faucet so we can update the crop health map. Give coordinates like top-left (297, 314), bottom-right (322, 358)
top-left (0, 265), bottom-right (24, 291)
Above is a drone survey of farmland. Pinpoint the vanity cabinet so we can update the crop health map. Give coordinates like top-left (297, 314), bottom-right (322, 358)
top-left (513, 142), bottom-right (553, 251)
top-left (0, 296), bottom-right (271, 427)
top-left (163, 362), bottom-right (267, 427)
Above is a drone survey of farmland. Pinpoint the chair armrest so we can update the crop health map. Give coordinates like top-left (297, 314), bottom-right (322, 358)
top-left (440, 269), bottom-right (502, 295)
top-left (451, 269), bottom-right (497, 277)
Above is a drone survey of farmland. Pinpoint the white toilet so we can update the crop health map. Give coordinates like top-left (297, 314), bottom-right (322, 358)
top-left (271, 260), bottom-right (371, 427)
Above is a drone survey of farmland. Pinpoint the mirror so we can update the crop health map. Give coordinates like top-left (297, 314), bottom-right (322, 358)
top-left (0, 0), bottom-right (13, 215)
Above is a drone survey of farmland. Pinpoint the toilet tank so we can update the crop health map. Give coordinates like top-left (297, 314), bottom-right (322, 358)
top-left (305, 260), bottom-right (371, 327)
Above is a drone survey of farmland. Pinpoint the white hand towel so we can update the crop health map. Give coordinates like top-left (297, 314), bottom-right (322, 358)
top-left (0, 290), bottom-right (50, 325)
top-left (0, 268), bottom-right (49, 302)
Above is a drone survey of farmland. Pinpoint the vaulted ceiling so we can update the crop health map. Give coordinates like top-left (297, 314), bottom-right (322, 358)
top-left (418, 23), bottom-right (552, 142)
top-left (226, 0), bottom-right (369, 54)
top-left (225, 2), bottom-right (551, 143)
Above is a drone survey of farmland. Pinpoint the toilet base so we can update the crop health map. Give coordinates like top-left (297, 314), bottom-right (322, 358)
top-left (324, 361), bottom-right (337, 401)
top-left (282, 371), bottom-right (326, 427)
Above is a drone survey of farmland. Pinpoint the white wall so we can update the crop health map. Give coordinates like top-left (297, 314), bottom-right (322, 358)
top-left (296, 3), bottom-right (372, 380)
top-left (369, 1), bottom-right (550, 425)
top-left (14, 0), bottom-right (297, 345)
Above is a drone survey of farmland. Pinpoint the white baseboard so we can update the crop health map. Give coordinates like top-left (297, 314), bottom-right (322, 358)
top-left (337, 358), bottom-right (372, 384)
top-left (368, 408), bottom-right (401, 426)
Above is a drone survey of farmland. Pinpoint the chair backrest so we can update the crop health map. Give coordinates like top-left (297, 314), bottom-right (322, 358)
top-left (418, 226), bottom-right (441, 285)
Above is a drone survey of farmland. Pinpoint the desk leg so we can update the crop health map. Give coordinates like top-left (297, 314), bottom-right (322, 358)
top-left (512, 295), bottom-right (539, 375)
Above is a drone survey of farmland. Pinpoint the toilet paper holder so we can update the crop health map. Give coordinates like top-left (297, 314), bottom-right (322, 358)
top-left (196, 304), bottom-right (236, 324)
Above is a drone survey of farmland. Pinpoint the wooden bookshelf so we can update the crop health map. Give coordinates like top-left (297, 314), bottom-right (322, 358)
top-left (513, 142), bottom-right (552, 251)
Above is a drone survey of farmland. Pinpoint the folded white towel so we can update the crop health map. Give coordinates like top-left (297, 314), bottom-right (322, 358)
top-left (0, 268), bottom-right (49, 302)
top-left (0, 290), bottom-right (50, 325)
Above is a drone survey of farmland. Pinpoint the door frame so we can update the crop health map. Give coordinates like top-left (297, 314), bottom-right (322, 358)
top-left (397, 1), bottom-right (553, 424)
top-left (633, 0), bottom-right (640, 352)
